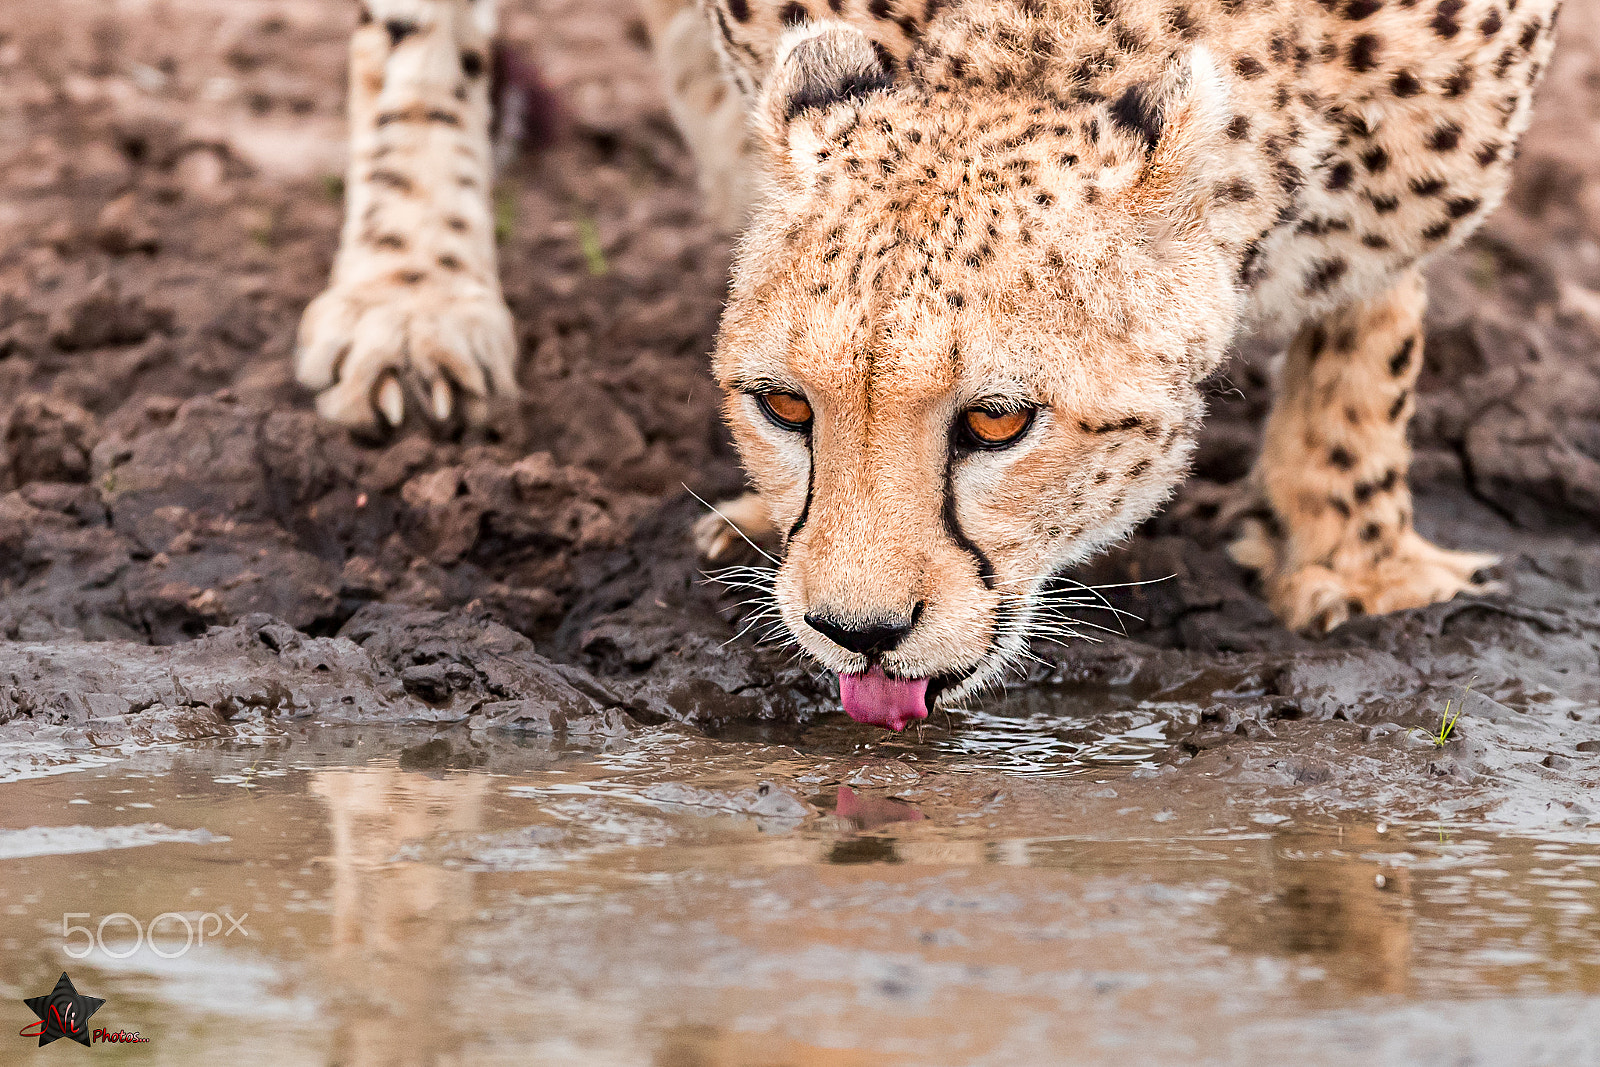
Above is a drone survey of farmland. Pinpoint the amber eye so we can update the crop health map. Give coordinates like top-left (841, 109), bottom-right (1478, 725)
top-left (960, 406), bottom-right (1035, 449)
top-left (756, 390), bottom-right (813, 430)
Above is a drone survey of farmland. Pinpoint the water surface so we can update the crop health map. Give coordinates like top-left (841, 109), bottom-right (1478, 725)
top-left (2, 716), bottom-right (1597, 1065)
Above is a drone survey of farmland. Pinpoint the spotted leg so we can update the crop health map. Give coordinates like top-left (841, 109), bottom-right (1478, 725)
top-left (639, 0), bottom-right (759, 234)
top-left (298, 0), bottom-right (516, 433)
top-left (1230, 269), bottom-right (1499, 633)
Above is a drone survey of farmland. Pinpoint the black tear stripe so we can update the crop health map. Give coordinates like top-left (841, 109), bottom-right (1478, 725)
top-left (928, 454), bottom-right (1013, 704)
top-left (786, 446), bottom-right (815, 545)
top-left (942, 453), bottom-right (997, 590)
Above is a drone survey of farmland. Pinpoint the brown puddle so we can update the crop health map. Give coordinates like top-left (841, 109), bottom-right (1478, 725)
top-left (2, 723), bottom-right (1597, 1065)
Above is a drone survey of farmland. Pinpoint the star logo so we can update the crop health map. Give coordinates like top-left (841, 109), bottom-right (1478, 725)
top-left (21, 972), bottom-right (104, 1048)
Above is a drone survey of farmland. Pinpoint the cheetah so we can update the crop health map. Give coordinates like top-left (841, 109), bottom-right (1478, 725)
top-left (300, 0), bottom-right (1559, 729)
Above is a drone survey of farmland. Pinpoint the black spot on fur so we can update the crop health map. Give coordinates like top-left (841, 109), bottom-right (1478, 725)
top-left (1226, 115), bottom-right (1251, 140)
top-left (1307, 324), bottom-right (1329, 360)
top-left (1216, 178), bottom-right (1255, 202)
top-left (1345, 0), bottom-right (1382, 17)
top-left (1432, 0), bottom-right (1464, 38)
top-left (1080, 415), bottom-right (1146, 435)
top-left (1234, 54), bottom-right (1266, 78)
top-left (461, 50), bottom-right (484, 78)
top-left (727, 0), bottom-right (751, 21)
top-left (1361, 145), bottom-right (1389, 172)
top-left (1347, 34), bottom-right (1381, 72)
top-left (1329, 445), bottom-right (1356, 470)
top-left (1109, 83), bottom-right (1163, 151)
top-left (1428, 123), bottom-right (1463, 151)
top-left (1442, 63), bottom-right (1475, 96)
top-left (1325, 161), bottom-right (1355, 190)
top-left (1305, 258), bottom-right (1349, 293)
top-left (1410, 176), bottom-right (1446, 195)
top-left (1237, 239), bottom-right (1265, 285)
top-left (370, 168), bottom-right (413, 192)
top-left (1447, 196), bottom-right (1481, 218)
top-left (1389, 337), bottom-right (1415, 375)
top-left (385, 19), bottom-right (417, 47)
top-left (1167, 5), bottom-right (1200, 38)
top-left (1390, 69), bottom-right (1422, 96)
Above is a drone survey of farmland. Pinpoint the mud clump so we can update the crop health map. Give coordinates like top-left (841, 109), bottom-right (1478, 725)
top-left (0, 610), bottom-right (638, 774)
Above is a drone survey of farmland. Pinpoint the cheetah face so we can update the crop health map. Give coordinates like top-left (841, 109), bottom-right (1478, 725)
top-left (713, 24), bottom-right (1240, 726)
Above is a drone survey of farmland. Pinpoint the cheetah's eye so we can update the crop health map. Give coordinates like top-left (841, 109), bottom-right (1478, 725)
top-left (959, 406), bottom-right (1035, 449)
top-left (756, 391), bottom-right (813, 431)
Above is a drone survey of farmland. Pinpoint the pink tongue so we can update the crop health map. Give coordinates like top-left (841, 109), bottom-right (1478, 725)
top-left (838, 667), bottom-right (930, 732)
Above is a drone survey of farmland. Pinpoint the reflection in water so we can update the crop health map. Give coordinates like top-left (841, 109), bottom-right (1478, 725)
top-left (313, 769), bottom-right (489, 1067)
top-left (833, 786), bottom-right (924, 830)
top-left (1215, 826), bottom-right (1416, 997)
top-left (0, 728), bottom-right (1595, 1063)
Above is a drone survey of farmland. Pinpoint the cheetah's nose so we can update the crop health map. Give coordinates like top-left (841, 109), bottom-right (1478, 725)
top-left (804, 603), bottom-right (923, 657)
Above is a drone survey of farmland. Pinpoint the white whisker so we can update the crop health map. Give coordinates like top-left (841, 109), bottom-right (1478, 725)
top-left (684, 484), bottom-right (781, 566)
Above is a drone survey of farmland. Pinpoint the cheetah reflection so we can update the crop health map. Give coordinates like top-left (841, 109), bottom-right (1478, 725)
top-left (312, 768), bottom-right (489, 1067)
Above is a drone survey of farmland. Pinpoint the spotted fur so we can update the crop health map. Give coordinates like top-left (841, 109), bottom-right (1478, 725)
top-left (303, 0), bottom-right (1557, 705)
top-left (684, 0), bottom-right (1557, 704)
top-left (298, 0), bottom-right (514, 432)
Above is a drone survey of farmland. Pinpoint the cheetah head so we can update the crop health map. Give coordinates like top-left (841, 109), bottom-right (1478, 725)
top-left (714, 23), bottom-right (1241, 728)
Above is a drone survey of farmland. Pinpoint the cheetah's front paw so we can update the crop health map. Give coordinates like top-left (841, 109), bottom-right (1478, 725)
top-left (296, 274), bottom-right (517, 434)
top-left (692, 492), bottom-right (779, 561)
top-left (1232, 523), bottom-right (1501, 633)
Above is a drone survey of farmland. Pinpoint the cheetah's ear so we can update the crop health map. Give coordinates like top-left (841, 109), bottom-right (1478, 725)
top-left (756, 22), bottom-right (895, 181)
top-left (1116, 46), bottom-right (1234, 232)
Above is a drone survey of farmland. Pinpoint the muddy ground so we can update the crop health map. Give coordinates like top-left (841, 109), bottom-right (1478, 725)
top-left (0, 0), bottom-right (1598, 828)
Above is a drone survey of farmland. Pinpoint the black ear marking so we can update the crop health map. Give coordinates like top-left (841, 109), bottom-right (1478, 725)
top-left (1109, 82), bottom-right (1164, 152)
top-left (784, 64), bottom-right (894, 121)
top-left (772, 28), bottom-right (895, 125)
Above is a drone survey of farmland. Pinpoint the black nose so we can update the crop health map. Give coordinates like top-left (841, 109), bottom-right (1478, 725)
top-left (804, 605), bottom-right (923, 657)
